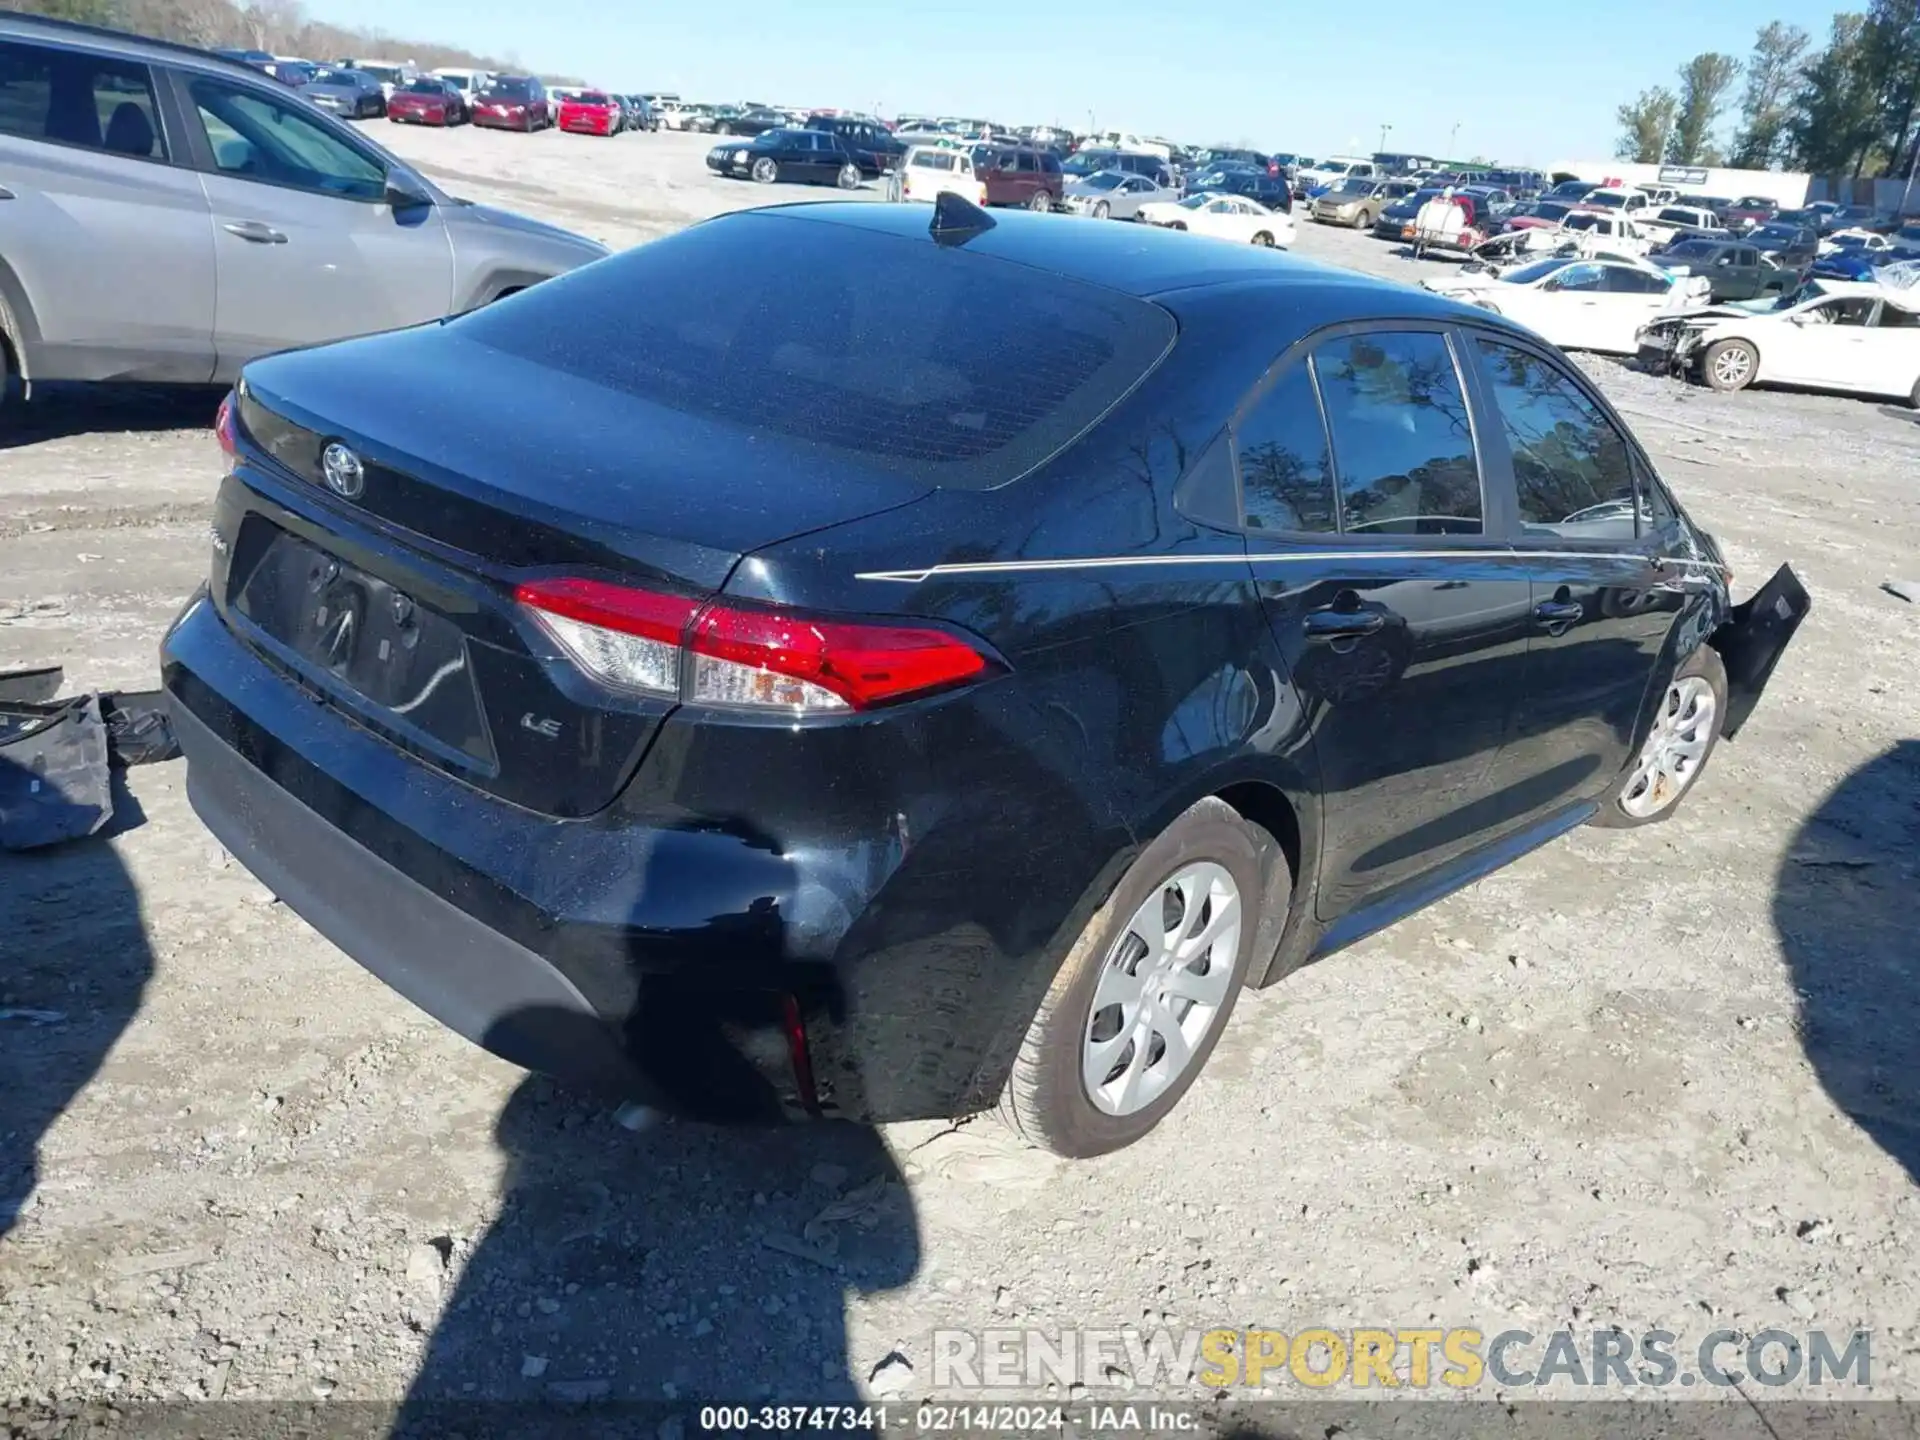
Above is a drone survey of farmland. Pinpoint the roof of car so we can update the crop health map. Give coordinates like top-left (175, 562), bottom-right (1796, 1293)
top-left (751, 203), bottom-right (1476, 318)
top-left (0, 7), bottom-right (275, 79)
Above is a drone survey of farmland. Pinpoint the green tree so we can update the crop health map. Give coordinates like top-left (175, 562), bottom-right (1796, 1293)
top-left (1616, 87), bottom-right (1678, 163)
top-left (1730, 21), bottom-right (1812, 169)
top-left (1790, 13), bottom-right (1888, 175)
top-left (1668, 52), bottom-right (1742, 164)
top-left (1865, 0), bottom-right (1920, 177)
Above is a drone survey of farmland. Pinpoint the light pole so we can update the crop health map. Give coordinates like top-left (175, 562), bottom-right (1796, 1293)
top-left (1379, 122), bottom-right (1391, 154)
top-left (1448, 120), bottom-right (1460, 157)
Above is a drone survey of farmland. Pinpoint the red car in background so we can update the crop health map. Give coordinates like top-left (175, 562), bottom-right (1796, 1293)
top-left (472, 76), bottom-right (552, 131)
top-left (559, 91), bottom-right (619, 136)
top-left (387, 76), bottom-right (468, 126)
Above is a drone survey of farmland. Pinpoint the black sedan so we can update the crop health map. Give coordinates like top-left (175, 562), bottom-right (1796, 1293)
top-left (707, 129), bottom-right (861, 187)
top-left (712, 105), bottom-right (786, 136)
top-left (162, 198), bottom-right (1805, 1158)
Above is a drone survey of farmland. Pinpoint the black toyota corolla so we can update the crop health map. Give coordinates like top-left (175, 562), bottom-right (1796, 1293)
top-left (162, 199), bottom-right (1807, 1157)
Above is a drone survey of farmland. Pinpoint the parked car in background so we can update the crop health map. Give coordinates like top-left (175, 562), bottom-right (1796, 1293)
top-left (654, 99), bottom-right (693, 128)
top-left (1819, 227), bottom-right (1897, 259)
top-left (386, 75), bottom-right (467, 126)
top-left (807, 114), bottom-right (905, 175)
top-left (1828, 203), bottom-right (1896, 233)
top-left (471, 75), bottom-right (551, 131)
top-left (1425, 255), bottom-right (1710, 354)
top-left (1545, 177), bottom-right (1600, 201)
top-left (1197, 168), bottom-right (1292, 211)
top-left (1293, 156), bottom-right (1376, 196)
top-left (707, 128), bottom-right (862, 188)
top-left (1722, 196), bottom-right (1779, 231)
top-left (1063, 148), bottom-right (1176, 189)
top-left (1311, 178), bottom-right (1415, 229)
top-left (557, 90), bottom-right (620, 136)
top-left (1459, 185), bottom-right (1517, 225)
top-left (621, 96), bottom-right (657, 132)
top-left (1063, 169), bottom-right (1177, 220)
top-left (212, 46), bottom-right (274, 71)
top-left (1560, 210), bottom-right (1652, 256)
top-left (0, 9), bottom-right (608, 400)
top-left (429, 67), bottom-right (490, 107)
top-left (1748, 222), bottom-right (1818, 270)
top-left (1137, 191), bottom-right (1295, 247)
top-left (1579, 187), bottom-right (1650, 216)
top-left (161, 198), bottom-right (1801, 1157)
top-left (1375, 186), bottom-right (1439, 238)
top-left (1084, 128), bottom-right (1170, 158)
top-left (1638, 278), bottom-right (1920, 404)
top-left (1650, 238), bottom-right (1793, 302)
top-left (301, 66), bottom-right (385, 119)
top-left (266, 58), bottom-right (315, 88)
top-left (713, 105), bottom-right (786, 136)
top-left (1639, 205), bottom-right (1722, 248)
top-left (1501, 199), bottom-right (1578, 232)
top-left (889, 144), bottom-right (982, 203)
top-left (340, 58), bottom-right (416, 99)
top-left (971, 144), bottom-right (1065, 210)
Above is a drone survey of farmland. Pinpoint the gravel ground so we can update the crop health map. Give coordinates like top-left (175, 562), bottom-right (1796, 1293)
top-left (3, 127), bottom-right (1918, 1423)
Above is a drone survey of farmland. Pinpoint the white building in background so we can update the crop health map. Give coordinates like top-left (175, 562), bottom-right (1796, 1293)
top-left (1547, 160), bottom-right (1811, 207)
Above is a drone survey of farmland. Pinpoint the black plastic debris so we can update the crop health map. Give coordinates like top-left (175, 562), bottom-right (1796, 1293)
top-left (0, 683), bottom-right (179, 850)
top-left (0, 695), bottom-right (112, 850)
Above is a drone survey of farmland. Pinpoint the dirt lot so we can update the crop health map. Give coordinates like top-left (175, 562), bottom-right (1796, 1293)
top-left (4, 127), bottom-right (1919, 1423)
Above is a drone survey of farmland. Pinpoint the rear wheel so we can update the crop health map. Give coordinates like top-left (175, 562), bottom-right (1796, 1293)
top-left (1029, 189), bottom-right (1052, 212)
top-left (1251, 230), bottom-right (1274, 246)
top-left (1593, 647), bottom-right (1727, 828)
top-left (751, 157), bottom-right (777, 184)
top-left (836, 162), bottom-right (860, 189)
top-left (1908, 373), bottom-right (1920, 410)
top-left (997, 797), bottom-right (1267, 1157)
top-left (1168, 220), bottom-right (1187, 230)
top-left (1701, 338), bottom-right (1757, 392)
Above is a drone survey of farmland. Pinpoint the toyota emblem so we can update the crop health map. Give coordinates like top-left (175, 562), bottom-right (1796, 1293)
top-left (321, 442), bottom-right (365, 500)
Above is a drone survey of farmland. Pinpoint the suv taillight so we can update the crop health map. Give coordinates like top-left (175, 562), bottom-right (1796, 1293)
top-left (515, 577), bottom-right (993, 713)
top-left (214, 391), bottom-right (237, 457)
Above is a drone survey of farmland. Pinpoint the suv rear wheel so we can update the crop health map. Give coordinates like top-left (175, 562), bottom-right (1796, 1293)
top-left (998, 798), bottom-right (1267, 1157)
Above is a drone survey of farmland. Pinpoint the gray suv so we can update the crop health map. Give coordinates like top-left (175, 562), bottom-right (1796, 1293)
top-left (0, 13), bottom-right (609, 397)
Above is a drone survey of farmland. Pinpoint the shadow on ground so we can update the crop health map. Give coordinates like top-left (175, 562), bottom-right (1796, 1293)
top-left (1776, 740), bottom-right (1920, 1184)
top-left (0, 757), bottom-right (153, 1239)
top-left (393, 1057), bottom-right (920, 1434)
top-left (0, 382), bottom-right (223, 450)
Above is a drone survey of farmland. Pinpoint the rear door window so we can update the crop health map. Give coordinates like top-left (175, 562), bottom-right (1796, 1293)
top-left (456, 209), bottom-right (1177, 488)
top-left (1234, 366), bottom-right (1338, 533)
top-left (1473, 340), bottom-right (1638, 540)
top-left (0, 38), bottom-right (166, 160)
top-left (1311, 331), bottom-right (1482, 536)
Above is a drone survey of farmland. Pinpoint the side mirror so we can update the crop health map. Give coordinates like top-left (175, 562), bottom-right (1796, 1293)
top-left (384, 173), bottom-right (433, 210)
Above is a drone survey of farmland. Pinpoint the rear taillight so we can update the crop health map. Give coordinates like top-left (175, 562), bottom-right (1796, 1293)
top-left (514, 577), bottom-right (992, 714)
top-left (214, 391), bottom-right (237, 457)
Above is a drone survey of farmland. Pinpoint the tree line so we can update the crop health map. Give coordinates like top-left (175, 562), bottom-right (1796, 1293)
top-left (1615, 0), bottom-right (1919, 178)
top-left (12, 0), bottom-right (584, 84)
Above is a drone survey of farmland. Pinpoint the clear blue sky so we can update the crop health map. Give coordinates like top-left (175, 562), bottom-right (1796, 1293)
top-left (313, 0), bottom-right (1843, 163)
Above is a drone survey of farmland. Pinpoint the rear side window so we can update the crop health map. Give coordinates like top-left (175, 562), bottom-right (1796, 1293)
top-left (1474, 341), bottom-right (1637, 540)
top-left (1234, 367), bottom-right (1337, 534)
top-left (1312, 332), bottom-right (1482, 536)
top-left (458, 210), bottom-right (1176, 488)
top-left (0, 39), bottom-right (165, 160)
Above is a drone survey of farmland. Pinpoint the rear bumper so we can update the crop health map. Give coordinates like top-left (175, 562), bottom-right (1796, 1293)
top-left (161, 588), bottom-right (1122, 1122)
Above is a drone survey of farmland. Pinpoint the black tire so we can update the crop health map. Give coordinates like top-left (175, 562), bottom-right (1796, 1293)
top-left (1168, 220), bottom-right (1187, 230)
top-left (1352, 208), bottom-right (1370, 229)
top-left (1700, 338), bottom-right (1758, 393)
top-left (1029, 189), bottom-right (1052, 212)
top-left (1592, 646), bottom-right (1727, 830)
top-left (751, 157), bottom-right (778, 184)
top-left (1251, 231), bottom-right (1274, 246)
top-left (997, 797), bottom-right (1268, 1157)
top-left (1092, 200), bottom-right (1110, 220)
top-left (1908, 373), bottom-right (1920, 410)
top-left (836, 162), bottom-right (860, 190)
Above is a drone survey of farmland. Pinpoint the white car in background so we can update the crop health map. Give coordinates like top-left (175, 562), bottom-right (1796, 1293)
top-left (889, 145), bottom-right (986, 205)
top-left (1819, 227), bottom-right (1896, 258)
top-left (1636, 275), bottom-right (1920, 404)
top-left (430, 67), bottom-right (491, 106)
top-left (1136, 192), bottom-right (1296, 247)
top-left (1061, 169), bottom-right (1178, 220)
top-left (1560, 210), bottom-right (1653, 256)
top-left (654, 101), bottom-right (694, 129)
top-left (1424, 254), bottom-right (1710, 354)
top-left (1295, 156), bottom-right (1377, 192)
top-left (1639, 205), bottom-right (1723, 248)
top-left (1087, 130), bottom-right (1171, 160)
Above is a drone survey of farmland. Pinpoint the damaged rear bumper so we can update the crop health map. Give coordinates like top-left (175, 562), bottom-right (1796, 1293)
top-left (1709, 563), bottom-right (1811, 739)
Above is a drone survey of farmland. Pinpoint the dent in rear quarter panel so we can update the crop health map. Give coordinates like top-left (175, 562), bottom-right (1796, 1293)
top-left (716, 379), bottom-right (1324, 1116)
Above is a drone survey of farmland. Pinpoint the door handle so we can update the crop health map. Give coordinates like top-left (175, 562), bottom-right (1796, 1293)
top-left (1532, 599), bottom-right (1584, 626)
top-left (222, 220), bottom-right (287, 244)
top-left (1303, 608), bottom-right (1387, 641)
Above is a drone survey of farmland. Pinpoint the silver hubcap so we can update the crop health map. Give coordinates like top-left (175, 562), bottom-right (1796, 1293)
top-left (1619, 675), bottom-right (1717, 818)
top-left (1712, 346), bottom-right (1753, 386)
top-left (1083, 863), bottom-right (1239, 1117)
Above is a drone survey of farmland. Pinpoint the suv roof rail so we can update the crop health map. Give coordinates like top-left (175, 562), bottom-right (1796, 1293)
top-left (0, 4), bottom-right (265, 75)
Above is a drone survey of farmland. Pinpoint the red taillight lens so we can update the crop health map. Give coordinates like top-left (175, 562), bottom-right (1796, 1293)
top-left (514, 577), bottom-right (992, 713)
top-left (214, 391), bottom-right (237, 457)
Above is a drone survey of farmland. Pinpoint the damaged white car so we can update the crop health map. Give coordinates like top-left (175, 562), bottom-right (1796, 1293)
top-left (1425, 255), bottom-right (1710, 355)
top-left (1635, 272), bottom-right (1920, 405)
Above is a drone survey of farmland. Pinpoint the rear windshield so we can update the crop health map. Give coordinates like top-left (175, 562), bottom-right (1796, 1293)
top-left (912, 150), bottom-right (957, 170)
top-left (455, 211), bottom-right (1176, 488)
top-left (483, 79), bottom-right (533, 97)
